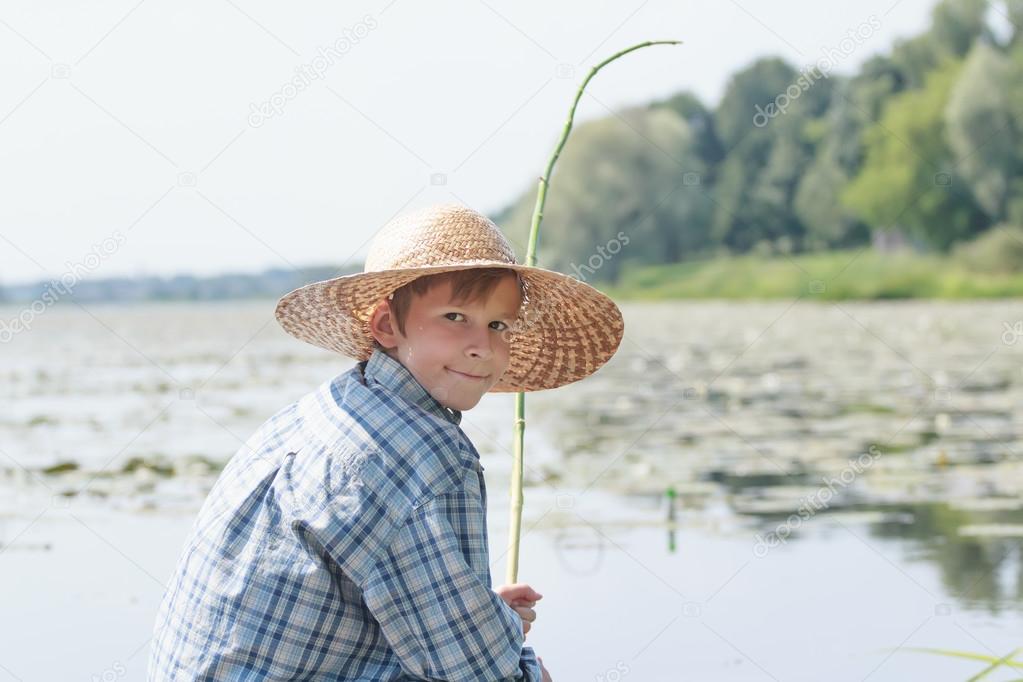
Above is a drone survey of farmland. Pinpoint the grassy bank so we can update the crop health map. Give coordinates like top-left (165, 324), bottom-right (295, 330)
top-left (602, 249), bottom-right (1023, 300)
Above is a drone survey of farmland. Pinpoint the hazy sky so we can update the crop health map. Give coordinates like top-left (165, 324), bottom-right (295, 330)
top-left (0, 0), bottom-right (940, 285)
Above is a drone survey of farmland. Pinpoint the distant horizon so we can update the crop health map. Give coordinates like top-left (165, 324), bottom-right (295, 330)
top-left (0, 259), bottom-right (355, 290)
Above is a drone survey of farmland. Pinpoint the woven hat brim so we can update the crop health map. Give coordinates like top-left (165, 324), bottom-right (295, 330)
top-left (274, 261), bottom-right (624, 392)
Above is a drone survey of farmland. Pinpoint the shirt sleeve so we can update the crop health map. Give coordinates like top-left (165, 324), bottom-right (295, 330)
top-left (357, 495), bottom-right (543, 681)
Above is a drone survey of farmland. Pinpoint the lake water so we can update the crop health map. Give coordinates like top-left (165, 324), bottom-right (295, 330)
top-left (2, 299), bottom-right (1022, 681)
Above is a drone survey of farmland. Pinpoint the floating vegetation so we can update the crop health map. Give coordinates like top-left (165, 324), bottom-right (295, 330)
top-left (120, 457), bottom-right (174, 477)
top-left (843, 402), bottom-right (898, 415)
top-left (29, 453), bottom-right (225, 489)
top-left (42, 461), bottom-right (79, 475)
top-left (958, 523), bottom-right (1023, 538)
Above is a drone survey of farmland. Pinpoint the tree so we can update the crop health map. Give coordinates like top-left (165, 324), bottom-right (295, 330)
top-left (793, 81), bottom-right (873, 248)
top-left (497, 106), bottom-right (711, 281)
top-left (710, 57), bottom-right (832, 252)
top-left (1007, 0), bottom-right (1023, 44)
top-left (891, 34), bottom-right (943, 90)
top-left (946, 42), bottom-right (1022, 222)
top-left (851, 55), bottom-right (907, 121)
top-left (649, 91), bottom-right (724, 169)
top-left (713, 57), bottom-right (799, 149)
top-left (490, 1), bottom-right (1005, 267)
top-left (931, 0), bottom-right (990, 56)
top-left (842, 59), bottom-right (988, 250)
top-left (890, 0), bottom-right (989, 88)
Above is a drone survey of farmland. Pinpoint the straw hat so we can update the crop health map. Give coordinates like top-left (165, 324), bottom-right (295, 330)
top-left (274, 203), bottom-right (624, 392)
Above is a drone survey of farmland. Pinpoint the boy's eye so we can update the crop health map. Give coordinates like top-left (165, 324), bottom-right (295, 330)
top-left (444, 312), bottom-right (509, 332)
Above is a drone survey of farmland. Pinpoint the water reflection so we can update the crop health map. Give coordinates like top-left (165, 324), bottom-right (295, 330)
top-left (534, 300), bottom-right (1023, 613)
top-left (868, 502), bottom-right (1023, 613)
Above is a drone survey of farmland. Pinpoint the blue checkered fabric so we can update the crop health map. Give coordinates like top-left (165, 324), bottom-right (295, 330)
top-left (149, 347), bottom-right (542, 680)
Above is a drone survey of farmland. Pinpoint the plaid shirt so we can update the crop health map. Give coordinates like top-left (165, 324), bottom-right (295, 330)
top-left (149, 348), bottom-right (542, 681)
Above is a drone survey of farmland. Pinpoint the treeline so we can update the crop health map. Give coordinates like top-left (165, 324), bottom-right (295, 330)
top-left (497, 0), bottom-right (1023, 282)
top-left (0, 265), bottom-right (357, 304)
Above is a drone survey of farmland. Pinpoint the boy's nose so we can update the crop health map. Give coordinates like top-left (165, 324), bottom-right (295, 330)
top-left (466, 344), bottom-right (493, 361)
top-left (465, 327), bottom-right (494, 361)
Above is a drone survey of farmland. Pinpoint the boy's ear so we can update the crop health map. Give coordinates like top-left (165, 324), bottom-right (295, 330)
top-left (368, 299), bottom-right (399, 349)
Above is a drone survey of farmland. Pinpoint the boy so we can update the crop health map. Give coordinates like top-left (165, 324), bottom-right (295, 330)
top-left (148, 204), bottom-right (624, 680)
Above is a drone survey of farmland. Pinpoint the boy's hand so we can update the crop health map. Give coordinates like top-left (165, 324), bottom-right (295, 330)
top-left (538, 655), bottom-right (553, 682)
top-left (495, 583), bottom-right (542, 636)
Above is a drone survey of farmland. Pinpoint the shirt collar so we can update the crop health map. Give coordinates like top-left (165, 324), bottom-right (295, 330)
top-left (360, 347), bottom-right (462, 426)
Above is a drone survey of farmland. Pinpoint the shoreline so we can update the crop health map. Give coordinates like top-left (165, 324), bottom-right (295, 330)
top-left (602, 249), bottom-right (1023, 301)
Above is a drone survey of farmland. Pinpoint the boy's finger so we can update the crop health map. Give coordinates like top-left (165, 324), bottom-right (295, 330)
top-left (501, 583), bottom-right (543, 601)
top-left (514, 606), bottom-right (536, 622)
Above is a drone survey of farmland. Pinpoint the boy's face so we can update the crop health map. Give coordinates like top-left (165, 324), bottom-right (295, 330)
top-left (370, 274), bottom-right (522, 412)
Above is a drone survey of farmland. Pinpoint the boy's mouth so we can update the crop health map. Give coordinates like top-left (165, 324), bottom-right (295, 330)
top-left (446, 367), bottom-right (488, 381)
